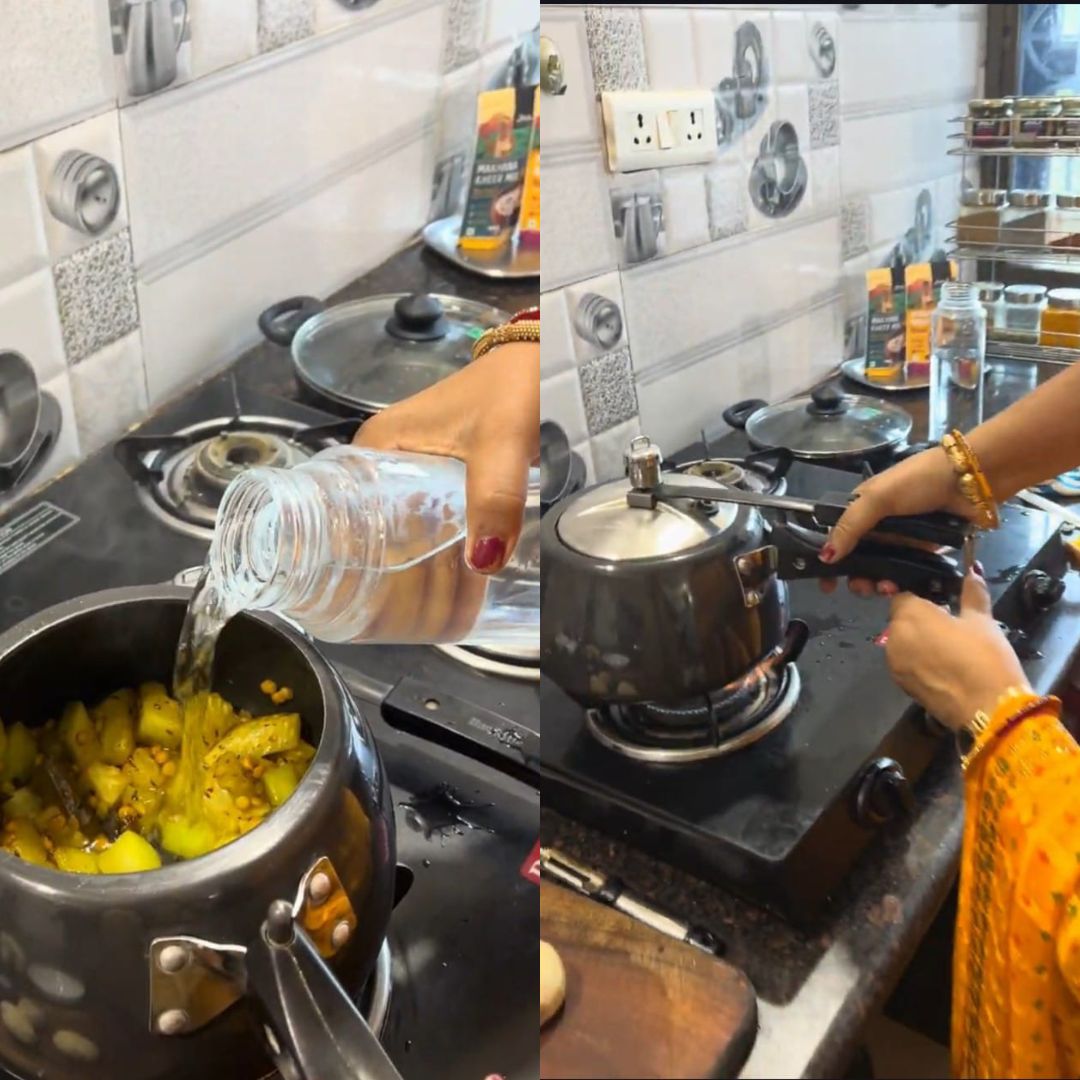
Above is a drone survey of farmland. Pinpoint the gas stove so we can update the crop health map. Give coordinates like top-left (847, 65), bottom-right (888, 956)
top-left (540, 442), bottom-right (1073, 924)
top-left (0, 361), bottom-right (539, 1078)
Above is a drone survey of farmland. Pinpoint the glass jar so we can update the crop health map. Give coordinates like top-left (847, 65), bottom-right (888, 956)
top-left (965, 98), bottom-right (1012, 147)
top-left (929, 282), bottom-right (986, 440)
top-left (1012, 96), bottom-right (1061, 145)
top-left (976, 281), bottom-right (1005, 332)
top-left (1053, 193), bottom-right (1080, 248)
top-left (1040, 287), bottom-right (1080, 349)
top-left (206, 446), bottom-right (540, 648)
top-left (957, 188), bottom-right (1006, 246)
top-left (1052, 95), bottom-right (1080, 144)
top-left (1000, 189), bottom-right (1053, 248)
top-left (1003, 284), bottom-right (1048, 342)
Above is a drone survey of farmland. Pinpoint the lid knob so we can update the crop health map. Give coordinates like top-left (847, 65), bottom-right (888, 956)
top-left (385, 294), bottom-right (450, 342)
top-left (808, 384), bottom-right (847, 417)
top-left (625, 435), bottom-right (663, 490)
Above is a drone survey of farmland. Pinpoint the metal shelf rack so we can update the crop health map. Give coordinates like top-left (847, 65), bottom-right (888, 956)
top-left (948, 103), bottom-right (1080, 367)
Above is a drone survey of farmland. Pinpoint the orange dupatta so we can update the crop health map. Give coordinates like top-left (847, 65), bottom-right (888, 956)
top-left (953, 698), bottom-right (1080, 1078)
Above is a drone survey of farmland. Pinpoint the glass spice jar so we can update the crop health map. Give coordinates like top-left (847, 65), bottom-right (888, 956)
top-left (1012, 96), bottom-right (1061, 145)
top-left (965, 98), bottom-right (1012, 148)
top-left (1040, 288), bottom-right (1080, 349)
top-left (1003, 284), bottom-right (1048, 343)
top-left (1000, 189), bottom-right (1054, 249)
top-left (976, 282), bottom-right (1006, 332)
top-left (1053, 96), bottom-right (1080, 144)
top-left (957, 188), bottom-right (1007, 246)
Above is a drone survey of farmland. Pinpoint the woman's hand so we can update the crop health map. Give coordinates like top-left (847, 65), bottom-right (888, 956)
top-left (820, 444), bottom-right (977, 597)
top-left (354, 340), bottom-right (539, 573)
top-left (883, 570), bottom-right (1028, 731)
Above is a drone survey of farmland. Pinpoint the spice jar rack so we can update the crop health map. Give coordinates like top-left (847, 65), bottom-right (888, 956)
top-left (946, 96), bottom-right (1080, 365)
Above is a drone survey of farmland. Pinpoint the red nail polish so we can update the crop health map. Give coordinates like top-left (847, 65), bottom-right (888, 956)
top-left (471, 536), bottom-right (506, 570)
top-left (874, 630), bottom-right (890, 646)
top-left (819, 544), bottom-right (837, 564)
top-left (973, 560), bottom-right (985, 577)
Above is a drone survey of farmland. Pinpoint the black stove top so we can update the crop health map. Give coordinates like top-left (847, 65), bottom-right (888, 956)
top-left (0, 366), bottom-right (539, 1079)
top-left (540, 445), bottom-right (1071, 923)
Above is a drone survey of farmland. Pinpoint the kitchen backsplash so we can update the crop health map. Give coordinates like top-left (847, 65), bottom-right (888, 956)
top-left (540, 3), bottom-right (985, 481)
top-left (0, 0), bottom-right (534, 497)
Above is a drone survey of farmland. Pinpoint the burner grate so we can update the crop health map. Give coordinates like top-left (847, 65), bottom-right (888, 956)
top-left (586, 665), bottom-right (800, 763)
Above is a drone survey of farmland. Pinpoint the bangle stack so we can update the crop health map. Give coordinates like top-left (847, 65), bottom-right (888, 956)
top-left (941, 430), bottom-right (999, 530)
top-left (471, 306), bottom-right (540, 362)
top-left (959, 686), bottom-right (1061, 772)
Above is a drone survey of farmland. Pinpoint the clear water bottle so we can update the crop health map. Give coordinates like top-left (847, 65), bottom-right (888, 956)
top-left (207, 445), bottom-right (539, 648)
top-left (929, 282), bottom-right (987, 441)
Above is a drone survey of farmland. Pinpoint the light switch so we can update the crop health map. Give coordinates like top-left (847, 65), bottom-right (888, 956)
top-left (657, 111), bottom-right (674, 149)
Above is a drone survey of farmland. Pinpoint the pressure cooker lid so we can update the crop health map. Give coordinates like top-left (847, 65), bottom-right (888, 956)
top-left (744, 385), bottom-right (912, 457)
top-left (292, 293), bottom-right (508, 411)
top-left (556, 472), bottom-right (739, 561)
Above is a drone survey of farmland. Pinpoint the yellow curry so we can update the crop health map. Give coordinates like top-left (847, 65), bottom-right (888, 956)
top-left (0, 681), bottom-right (314, 873)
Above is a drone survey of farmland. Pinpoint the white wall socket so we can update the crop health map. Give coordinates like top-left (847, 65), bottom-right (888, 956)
top-left (601, 90), bottom-right (719, 173)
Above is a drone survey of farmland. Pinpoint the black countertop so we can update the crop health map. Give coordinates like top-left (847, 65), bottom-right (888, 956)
top-left (540, 357), bottom-right (1080, 1078)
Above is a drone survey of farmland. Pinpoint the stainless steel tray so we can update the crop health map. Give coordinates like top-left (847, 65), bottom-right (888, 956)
top-left (422, 216), bottom-right (539, 281)
top-left (840, 357), bottom-right (929, 393)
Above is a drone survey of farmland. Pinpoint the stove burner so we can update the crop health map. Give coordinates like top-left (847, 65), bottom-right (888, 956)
top-left (586, 665), bottom-right (800, 763)
top-left (435, 642), bottom-right (540, 682)
top-left (678, 451), bottom-right (789, 497)
top-left (260, 938), bottom-right (393, 1080)
top-left (118, 416), bottom-right (350, 539)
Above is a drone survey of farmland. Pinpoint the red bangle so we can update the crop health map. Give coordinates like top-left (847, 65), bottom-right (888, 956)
top-left (510, 307), bottom-right (539, 324)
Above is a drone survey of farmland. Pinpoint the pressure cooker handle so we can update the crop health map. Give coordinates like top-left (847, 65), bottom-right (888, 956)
top-left (247, 900), bottom-right (403, 1080)
top-left (775, 534), bottom-right (964, 601)
top-left (258, 296), bottom-right (326, 347)
top-left (812, 492), bottom-right (972, 550)
top-left (721, 399), bottom-right (766, 430)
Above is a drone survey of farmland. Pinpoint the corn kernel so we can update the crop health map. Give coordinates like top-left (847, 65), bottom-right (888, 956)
top-left (260, 680), bottom-right (277, 695)
top-left (161, 761), bottom-right (177, 778)
top-left (235, 796), bottom-right (251, 811)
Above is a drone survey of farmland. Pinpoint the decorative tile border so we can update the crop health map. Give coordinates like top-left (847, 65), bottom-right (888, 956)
top-left (580, 346), bottom-right (638, 436)
top-left (53, 228), bottom-right (140, 364)
top-left (706, 164), bottom-right (749, 242)
top-left (841, 196), bottom-right (870, 261)
top-left (257, 0), bottom-right (316, 53)
top-left (809, 80), bottom-right (840, 148)
top-left (584, 6), bottom-right (648, 93)
top-left (442, 0), bottom-right (486, 73)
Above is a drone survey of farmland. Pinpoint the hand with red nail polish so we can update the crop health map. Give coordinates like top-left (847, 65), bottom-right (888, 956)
top-left (354, 338), bottom-right (539, 587)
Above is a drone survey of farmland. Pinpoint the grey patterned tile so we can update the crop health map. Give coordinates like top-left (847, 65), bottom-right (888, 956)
top-left (442, 0), bottom-right (486, 73)
top-left (580, 346), bottom-right (638, 436)
top-left (841, 196), bottom-right (870, 261)
top-left (53, 229), bottom-right (139, 365)
top-left (584, 6), bottom-right (648, 93)
top-left (257, 0), bottom-right (315, 53)
top-left (809, 79), bottom-right (840, 148)
top-left (705, 163), bottom-right (749, 241)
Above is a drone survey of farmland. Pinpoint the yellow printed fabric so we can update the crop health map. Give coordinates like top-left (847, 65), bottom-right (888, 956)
top-left (953, 699), bottom-right (1080, 1078)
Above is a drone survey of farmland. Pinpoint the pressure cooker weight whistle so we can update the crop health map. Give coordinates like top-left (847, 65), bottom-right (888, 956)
top-left (540, 436), bottom-right (971, 707)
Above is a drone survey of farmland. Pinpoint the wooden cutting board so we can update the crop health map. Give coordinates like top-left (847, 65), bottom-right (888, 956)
top-left (540, 880), bottom-right (758, 1080)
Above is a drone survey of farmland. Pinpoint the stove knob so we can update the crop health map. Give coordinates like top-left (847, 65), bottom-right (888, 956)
top-left (853, 757), bottom-right (915, 827)
top-left (1021, 569), bottom-right (1065, 615)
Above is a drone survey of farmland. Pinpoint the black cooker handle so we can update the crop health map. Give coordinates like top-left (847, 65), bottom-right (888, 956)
top-left (247, 900), bottom-right (404, 1080)
top-left (812, 492), bottom-right (971, 550)
top-left (773, 530), bottom-right (964, 600)
top-left (722, 399), bottom-right (766, 430)
top-left (258, 296), bottom-right (326, 346)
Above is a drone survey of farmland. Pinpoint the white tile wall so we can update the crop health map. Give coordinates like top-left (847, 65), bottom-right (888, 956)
top-left (0, 271), bottom-right (67, 386)
top-left (540, 289), bottom-right (576, 378)
top-left (590, 417), bottom-right (641, 483)
top-left (189, 0), bottom-right (259, 78)
top-left (771, 9), bottom-right (809, 84)
top-left (540, 369), bottom-right (589, 449)
top-left (661, 167), bottom-right (710, 254)
top-left (0, 147), bottom-right (48, 289)
top-left (121, 4), bottom-right (442, 266)
top-left (541, 8), bottom-right (600, 149)
top-left (69, 331), bottom-right (147, 453)
top-left (691, 9), bottom-right (737, 89)
top-left (641, 8), bottom-right (698, 90)
top-left (0, 0), bottom-right (115, 151)
top-left (540, 154), bottom-right (619, 290)
top-left (139, 136), bottom-right (429, 404)
top-left (564, 271), bottom-right (626, 364)
top-left (485, 0), bottom-right (537, 45)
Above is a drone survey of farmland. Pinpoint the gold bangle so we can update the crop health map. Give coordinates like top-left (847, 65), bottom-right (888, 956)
top-left (959, 686), bottom-right (1058, 772)
top-left (471, 320), bottom-right (541, 362)
top-left (941, 430), bottom-right (999, 530)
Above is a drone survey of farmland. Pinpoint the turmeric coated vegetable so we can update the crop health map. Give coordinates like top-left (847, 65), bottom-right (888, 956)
top-left (0, 683), bottom-right (313, 874)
